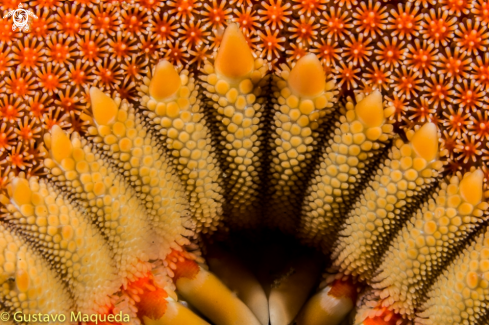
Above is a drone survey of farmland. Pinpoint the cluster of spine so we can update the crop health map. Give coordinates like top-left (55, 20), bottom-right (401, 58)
top-left (372, 170), bottom-right (488, 317)
top-left (266, 54), bottom-right (337, 233)
top-left (332, 123), bottom-right (444, 280)
top-left (299, 91), bottom-right (394, 252)
top-left (200, 24), bottom-right (268, 228)
top-left (417, 225), bottom-right (489, 325)
top-left (43, 127), bottom-right (158, 281)
top-left (139, 61), bottom-right (224, 233)
top-left (0, 223), bottom-right (72, 324)
top-left (85, 88), bottom-right (192, 255)
top-left (1, 176), bottom-right (120, 315)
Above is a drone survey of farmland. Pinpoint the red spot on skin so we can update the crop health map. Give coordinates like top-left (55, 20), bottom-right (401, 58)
top-left (328, 279), bottom-right (357, 302)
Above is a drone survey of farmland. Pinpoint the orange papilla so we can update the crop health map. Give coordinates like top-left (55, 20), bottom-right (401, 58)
top-left (128, 276), bottom-right (169, 321)
top-left (363, 308), bottom-right (403, 325)
top-left (327, 279), bottom-right (357, 302)
top-left (167, 249), bottom-right (200, 282)
top-left (173, 259), bottom-right (200, 281)
top-left (136, 287), bottom-right (169, 321)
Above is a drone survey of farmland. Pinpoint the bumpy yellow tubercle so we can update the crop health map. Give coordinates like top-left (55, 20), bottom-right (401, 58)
top-left (88, 87), bottom-right (192, 256)
top-left (417, 225), bottom-right (489, 325)
top-left (332, 122), bottom-right (444, 280)
top-left (140, 61), bottom-right (224, 233)
top-left (373, 170), bottom-right (488, 316)
top-left (202, 23), bottom-right (268, 229)
top-left (44, 126), bottom-right (158, 282)
top-left (299, 92), bottom-right (394, 251)
top-left (267, 54), bottom-right (337, 233)
top-left (0, 224), bottom-right (73, 323)
top-left (5, 176), bottom-right (120, 315)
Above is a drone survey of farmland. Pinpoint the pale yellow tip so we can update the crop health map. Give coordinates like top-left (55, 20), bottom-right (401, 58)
top-left (90, 87), bottom-right (118, 126)
top-left (288, 53), bottom-right (325, 98)
top-left (215, 23), bottom-right (254, 79)
top-left (355, 90), bottom-right (384, 128)
top-left (11, 178), bottom-right (31, 206)
top-left (149, 60), bottom-right (182, 101)
top-left (411, 122), bottom-right (438, 162)
top-left (51, 125), bottom-right (73, 163)
top-left (460, 169), bottom-right (484, 205)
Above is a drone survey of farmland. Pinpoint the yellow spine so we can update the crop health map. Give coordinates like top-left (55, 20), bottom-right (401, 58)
top-left (201, 24), bottom-right (268, 228)
top-left (373, 170), bottom-right (488, 316)
top-left (299, 91), bottom-right (394, 251)
top-left (88, 88), bottom-right (192, 256)
top-left (140, 61), bottom-right (224, 233)
top-left (44, 126), bottom-right (157, 282)
top-left (267, 54), bottom-right (337, 233)
top-left (332, 123), bottom-right (443, 280)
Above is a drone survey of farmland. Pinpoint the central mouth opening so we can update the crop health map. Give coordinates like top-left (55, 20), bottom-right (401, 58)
top-left (196, 230), bottom-right (329, 325)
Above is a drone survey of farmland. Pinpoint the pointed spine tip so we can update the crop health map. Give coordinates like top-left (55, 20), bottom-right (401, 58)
top-left (149, 60), bottom-right (182, 101)
top-left (215, 23), bottom-right (255, 79)
top-left (288, 53), bottom-right (326, 98)
top-left (51, 125), bottom-right (73, 164)
top-left (11, 178), bottom-right (31, 206)
top-left (355, 90), bottom-right (384, 128)
top-left (90, 87), bottom-right (118, 126)
top-left (460, 169), bottom-right (484, 205)
top-left (411, 122), bottom-right (438, 162)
